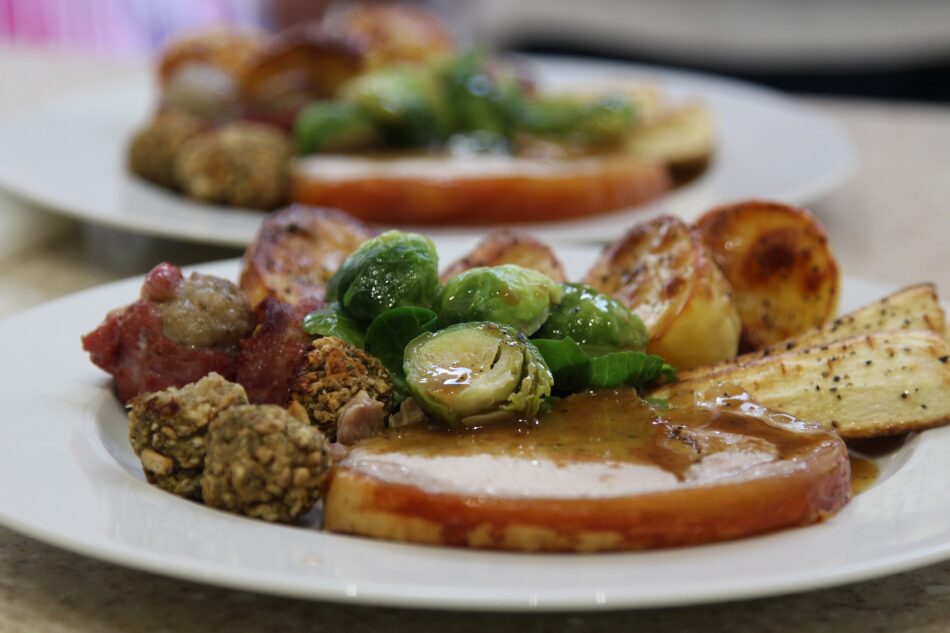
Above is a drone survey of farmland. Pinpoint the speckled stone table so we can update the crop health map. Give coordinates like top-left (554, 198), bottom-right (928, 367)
top-left (1, 45), bottom-right (950, 632)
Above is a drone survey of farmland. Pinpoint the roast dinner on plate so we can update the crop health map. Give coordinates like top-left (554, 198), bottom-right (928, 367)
top-left (127, 3), bottom-right (713, 224)
top-left (81, 199), bottom-right (950, 552)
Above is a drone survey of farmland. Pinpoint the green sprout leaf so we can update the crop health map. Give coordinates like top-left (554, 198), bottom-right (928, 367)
top-left (534, 336), bottom-right (675, 394)
top-left (589, 351), bottom-right (675, 390)
top-left (302, 304), bottom-right (366, 349)
top-left (366, 306), bottom-right (439, 401)
top-left (531, 336), bottom-right (592, 393)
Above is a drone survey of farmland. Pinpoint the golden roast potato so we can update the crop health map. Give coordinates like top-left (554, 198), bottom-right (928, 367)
top-left (440, 231), bottom-right (567, 283)
top-left (239, 205), bottom-right (373, 309)
top-left (694, 200), bottom-right (840, 351)
top-left (585, 215), bottom-right (741, 369)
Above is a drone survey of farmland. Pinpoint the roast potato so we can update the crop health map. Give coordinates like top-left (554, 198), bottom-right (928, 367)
top-left (239, 205), bottom-right (374, 309)
top-left (651, 329), bottom-right (950, 439)
top-left (440, 231), bottom-right (567, 283)
top-left (333, 3), bottom-right (456, 68)
top-left (694, 200), bottom-right (840, 352)
top-left (158, 28), bottom-right (263, 89)
top-left (157, 29), bottom-right (264, 122)
top-left (626, 103), bottom-right (715, 181)
top-left (585, 215), bottom-right (741, 369)
top-left (239, 26), bottom-right (364, 128)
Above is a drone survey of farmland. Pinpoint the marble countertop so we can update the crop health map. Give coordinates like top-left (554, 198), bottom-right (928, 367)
top-left (2, 44), bottom-right (950, 631)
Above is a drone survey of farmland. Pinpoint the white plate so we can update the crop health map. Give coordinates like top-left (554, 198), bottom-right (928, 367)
top-left (0, 241), bottom-right (948, 611)
top-left (0, 56), bottom-right (852, 247)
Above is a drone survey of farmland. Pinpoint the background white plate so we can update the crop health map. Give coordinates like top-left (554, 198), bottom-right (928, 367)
top-left (0, 241), bottom-right (948, 611)
top-left (0, 56), bottom-right (853, 246)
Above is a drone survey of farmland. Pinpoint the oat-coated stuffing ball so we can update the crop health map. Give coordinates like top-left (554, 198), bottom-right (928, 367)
top-left (128, 111), bottom-right (204, 189)
top-left (128, 373), bottom-right (248, 499)
top-left (202, 404), bottom-right (331, 522)
top-left (174, 122), bottom-right (291, 209)
top-left (289, 336), bottom-right (393, 441)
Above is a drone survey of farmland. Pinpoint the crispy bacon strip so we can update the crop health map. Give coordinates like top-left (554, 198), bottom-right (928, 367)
top-left (235, 298), bottom-right (317, 406)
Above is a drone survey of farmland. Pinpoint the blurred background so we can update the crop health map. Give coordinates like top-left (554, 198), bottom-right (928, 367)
top-left (2, 0), bottom-right (950, 101)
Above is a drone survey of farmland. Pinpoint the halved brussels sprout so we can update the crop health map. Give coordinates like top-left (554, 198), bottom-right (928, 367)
top-left (404, 322), bottom-right (553, 426)
top-left (437, 264), bottom-right (563, 336)
top-left (534, 283), bottom-right (647, 355)
top-left (327, 230), bottom-right (440, 323)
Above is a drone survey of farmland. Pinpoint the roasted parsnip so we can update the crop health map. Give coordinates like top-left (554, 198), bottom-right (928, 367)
top-left (651, 329), bottom-right (950, 439)
top-left (731, 283), bottom-right (947, 364)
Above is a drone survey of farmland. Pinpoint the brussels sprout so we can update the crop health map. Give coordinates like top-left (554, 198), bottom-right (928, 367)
top-left (437, 264), bottom-right (563, 336)
top-left (517, 93), bottom-right (634, 146)
top-left (342, 67), bottom-right (451, 146)
top-left (572, 93), bottom-right (636, 144)
top-left (517, 95), bottom-right (585, 136)
top-left (294, 101), bottom-right (382, 154)
top-left (440, 52), bottom-right (524, 138)
top-left (535, 283), bottom-right (647, 355)
top-left (328, 230), bottom-right (440, 323)
top-left (404, 322), bottom-right (553, 426)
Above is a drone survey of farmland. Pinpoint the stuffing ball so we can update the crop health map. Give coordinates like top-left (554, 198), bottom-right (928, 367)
top-left (289, 337), bottom-right (393, 442)
top-left (128, 111), bottom-right (204, 189)
top-left (202, 404), bottom-right (331, 522)
top-left (154, 270), bottom-right (256, 350)
top-left (174, 122), bottom-right (292, 209)
top-left (128, 373), bottom-right (249, 499)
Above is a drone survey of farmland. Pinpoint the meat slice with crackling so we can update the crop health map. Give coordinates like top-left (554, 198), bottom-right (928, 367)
top-left (82, 263), bottom-right (255, 403)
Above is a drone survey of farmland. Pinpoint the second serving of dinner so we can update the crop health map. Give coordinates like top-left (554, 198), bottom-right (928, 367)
top-left (82, 199), bottom-right (950, 552)
top-left (127, 3), bottom-right (714, 224)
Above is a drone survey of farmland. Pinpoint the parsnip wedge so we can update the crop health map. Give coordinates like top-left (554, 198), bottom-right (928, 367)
top-left (585, 215), bottom-right (740, 369)
top-left (694, 200), bottom-right (840, 351)
top-left (440, 231), bottom-right (566, 283)
top-left (651, 329), bottom-right (950, 439)
top-left (240, 205), bottom-right (374, 309)
top-left (733, 283), bottom-right (947, 363)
